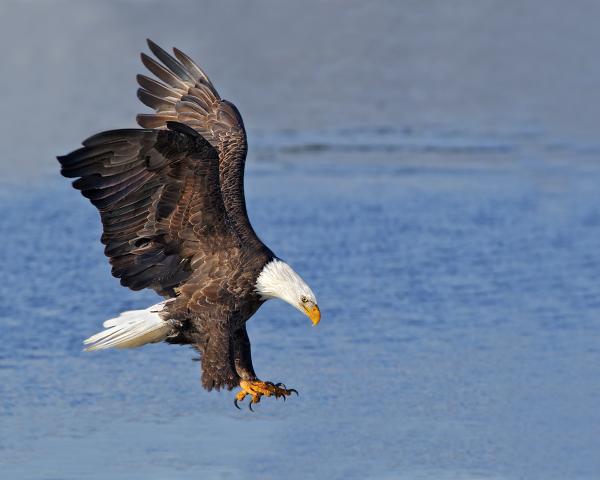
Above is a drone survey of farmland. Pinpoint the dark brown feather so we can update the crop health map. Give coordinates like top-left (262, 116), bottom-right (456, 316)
top-left (141, 53), bottom-right (188, 90)
top-left (137, 89), bottom-right (176, 112)
top-left (146, 39), bottom-right (196, 83)
top-left (58, 124), bottom-right (237, 295)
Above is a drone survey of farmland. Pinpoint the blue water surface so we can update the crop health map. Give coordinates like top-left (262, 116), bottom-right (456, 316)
top-left (1, 2), bottom-right (600, 479)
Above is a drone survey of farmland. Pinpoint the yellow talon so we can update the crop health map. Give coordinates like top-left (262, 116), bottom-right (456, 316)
top-left (234, 379), bottom-right (298, 410)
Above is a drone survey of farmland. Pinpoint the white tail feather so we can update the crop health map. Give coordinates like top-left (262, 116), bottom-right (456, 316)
top-left (83, 301), bottom-right (173, 351)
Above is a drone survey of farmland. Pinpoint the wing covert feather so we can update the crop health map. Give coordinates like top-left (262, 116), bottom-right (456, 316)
top-left (137, 40), bottom-right (268, 251)
top-left (58, 125), bottom-right (238, 295)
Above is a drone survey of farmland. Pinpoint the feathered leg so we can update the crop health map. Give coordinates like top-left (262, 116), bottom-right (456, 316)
top-left (232, 326), bottom-right (297, 411)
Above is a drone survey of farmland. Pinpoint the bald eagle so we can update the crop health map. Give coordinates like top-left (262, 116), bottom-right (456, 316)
top-left (57, 40), bottom-right (320, 410)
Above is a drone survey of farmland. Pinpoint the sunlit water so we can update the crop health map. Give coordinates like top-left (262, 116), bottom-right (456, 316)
top-left (1, 2), bottom-right (600, 479)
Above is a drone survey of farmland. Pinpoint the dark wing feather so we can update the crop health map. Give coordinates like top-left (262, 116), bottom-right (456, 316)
top-left (137, 39), bottom-right (267, 251)
top-left (58, 125), bottom-right (238, 296)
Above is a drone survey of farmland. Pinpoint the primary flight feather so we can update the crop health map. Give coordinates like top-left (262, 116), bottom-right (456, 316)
top-left (57, 39), bottom-right (320, 410)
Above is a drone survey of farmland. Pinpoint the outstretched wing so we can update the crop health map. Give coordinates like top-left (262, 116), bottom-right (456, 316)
top-left (58, 123), bottom-right (238, 296)
top-left (136, 40), bottom-right (266, 250)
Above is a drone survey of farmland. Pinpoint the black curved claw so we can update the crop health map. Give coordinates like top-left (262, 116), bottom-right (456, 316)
top-left (248, 401), bottom-right (255, 412)
top-left (275, 382), bottom-right (286, 389)
top-left (234, 398), bottom-right (241, 410)
top-left (264, 381), bottom-right (276, 388)
top-left (288, 388), bottom-right (299, 396)
top-left (282, 395), bottom-right (286, 402)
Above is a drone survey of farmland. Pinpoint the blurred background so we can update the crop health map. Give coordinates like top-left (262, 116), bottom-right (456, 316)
top-left (1, 1), bottom-right (599, 479)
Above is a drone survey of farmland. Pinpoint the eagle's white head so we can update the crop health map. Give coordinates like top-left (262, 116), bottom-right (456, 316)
top-left (255, 259), bottom-right (320, 325)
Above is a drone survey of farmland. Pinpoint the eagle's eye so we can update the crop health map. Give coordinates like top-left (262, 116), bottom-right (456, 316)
top-left (301, 295), bottom-right (308, 303)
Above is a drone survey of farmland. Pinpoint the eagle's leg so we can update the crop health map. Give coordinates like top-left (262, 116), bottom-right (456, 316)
top-left (232, 326), bottom-right (297, 410)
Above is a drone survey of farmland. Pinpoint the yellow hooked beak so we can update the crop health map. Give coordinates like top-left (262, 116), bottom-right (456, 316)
top-left (304, 304), bottom-right (321, 325)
